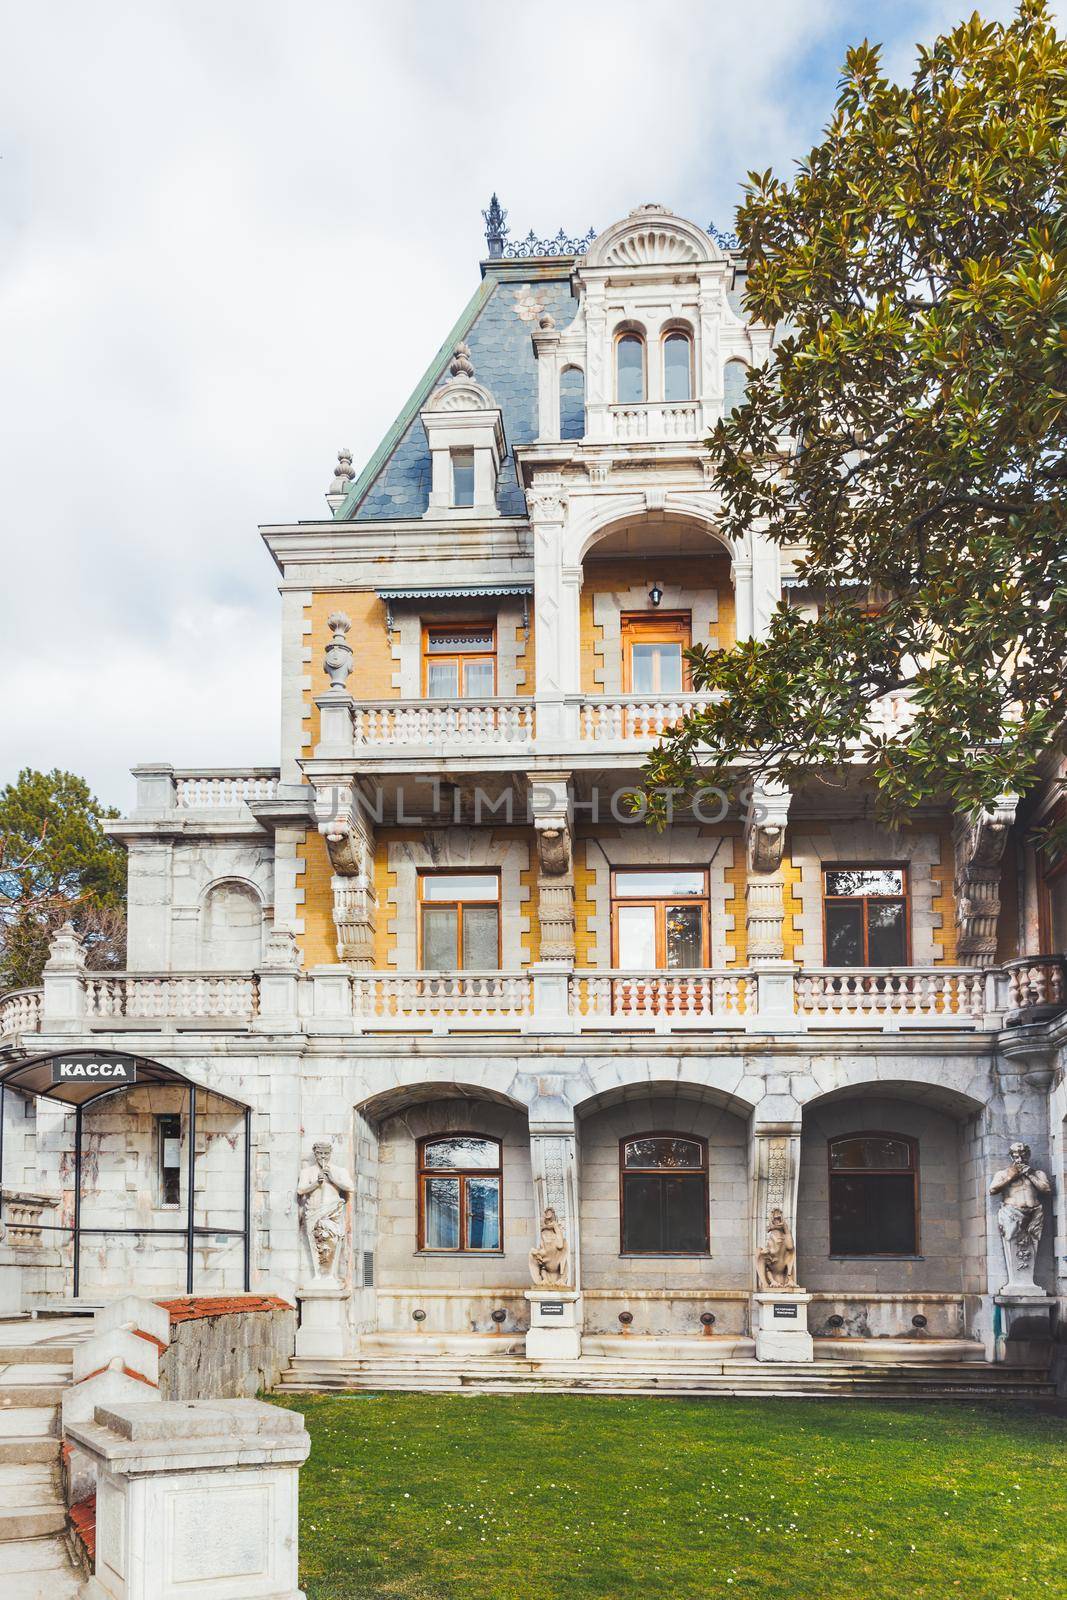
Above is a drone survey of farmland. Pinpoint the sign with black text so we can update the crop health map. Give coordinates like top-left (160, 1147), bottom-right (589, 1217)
top-left (773, 1303), bottom-right (799, 1319)
top-left (51, 1054), bottom-right (137, 1087)
top-left (539, 1302), bottom-right (564, 1317)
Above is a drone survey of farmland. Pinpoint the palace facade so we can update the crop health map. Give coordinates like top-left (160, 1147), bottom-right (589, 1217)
top-left (2, 203), bottom-right (1065, 1391)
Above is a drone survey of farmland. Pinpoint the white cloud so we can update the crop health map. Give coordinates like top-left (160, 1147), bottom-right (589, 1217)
top-left (0, 0), bottom-right (1054, 807)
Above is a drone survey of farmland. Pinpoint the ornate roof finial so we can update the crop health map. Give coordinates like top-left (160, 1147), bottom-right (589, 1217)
top-left (325, 447), bottom-right (355, 510)
top-left (450, 342), bottom-right (475, 379)
top-left (483, 193), bottom-right (508, 257)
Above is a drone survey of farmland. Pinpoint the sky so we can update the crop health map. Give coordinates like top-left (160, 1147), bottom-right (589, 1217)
top-left (0, 0), bottom-right (1045, 809)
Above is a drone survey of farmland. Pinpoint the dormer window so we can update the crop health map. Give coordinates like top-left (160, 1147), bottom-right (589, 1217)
top-left (451, 450), bottom-right (475, 508)
top-left (663, 331), bottom-right (693, 402)
top-left (616, 333), bottom-right (645, 404)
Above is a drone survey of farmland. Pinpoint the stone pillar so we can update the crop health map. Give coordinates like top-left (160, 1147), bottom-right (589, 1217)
top-left (526, 1093), bottom-right (582, 1359)
top-left (532, 315), bottom-right (562, 441)
top-left (531, 485), bottom-right (580, 740)
top-left (750, 1118), bottom-right (813, 1361)
top-left (255, 929), bottom-right (302, 1030)
top-left (41, 921), bottom-right (88, 1028)
top-left (68, 1398), bottom-right (310, 1600)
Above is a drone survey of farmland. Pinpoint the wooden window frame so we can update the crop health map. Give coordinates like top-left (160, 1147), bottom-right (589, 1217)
top-left (417, 1133), bottom-right (504, 1255)
top-left (417, 870), bottom-right (502, 971)
top-left (618, 1131), bottom-right (710, 1257)
top-left (614, 330), bottom-right (646, 404)
top-left (827, 1131), bottom-right (920, 1258)
top-left (421, 622), bottom-right (497, 699)
top-left (661, 328), bottom-right (694, 403)
top-left (1037, 801), bottom-right (1067, 955)
top-left (620, 611), bottom-right (692, 695)
top-left (610, 867), bottom-right (710, 969)
top-left (822, 863), bottom-right (911, 967)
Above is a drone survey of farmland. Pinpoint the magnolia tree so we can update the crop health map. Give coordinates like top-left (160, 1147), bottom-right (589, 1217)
top-left (646, 1), bottom-right (1066, 838)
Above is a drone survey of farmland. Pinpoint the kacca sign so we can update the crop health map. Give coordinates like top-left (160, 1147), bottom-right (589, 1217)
top-left (50, 1053), bottom-right (138, 1087)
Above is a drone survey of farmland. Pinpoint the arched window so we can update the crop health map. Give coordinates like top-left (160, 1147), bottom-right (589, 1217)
top-left (418, 1134), bottom-right (502, 1252)
top-left (723, 358), bottom-right (748, 416)
top-left (559, 365), bottom-right (585, 440)
top-left (616, 333), bottom-right (645, 404)
top-left (620, 1134), bottom-right (708, 1254)
top-left (828, 1134), bottom-right (918, 1256)
top-left (200, 881), bottom-right (263, 971)
top-left (663, 331), bottom-right (693, 402)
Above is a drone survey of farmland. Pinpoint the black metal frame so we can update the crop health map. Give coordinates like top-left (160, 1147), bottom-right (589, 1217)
top-left (0, 1053), bottom-right (252, 1300)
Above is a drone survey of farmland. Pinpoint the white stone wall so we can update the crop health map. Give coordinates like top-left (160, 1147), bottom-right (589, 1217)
top-left (578, 1094), bottom-right (749, 1292)
top-left (590, 579), bottom-right (718, 693)
top-left (796, 1095), bottom-right (966, 1292)
top-left (386, 832), bottom-right (531, 969)
top-left (126, 838), bottom-right (274, 973)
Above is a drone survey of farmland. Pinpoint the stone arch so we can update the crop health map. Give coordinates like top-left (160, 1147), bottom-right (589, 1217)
top-left (567, 500), bottom-right (737, 571)
top-left (570, 1062), bottom-right (760, 1120)
top-left (355, 1073), bottom-right (532, 1127)
top-left (198, 878), bottom-right (264, 971)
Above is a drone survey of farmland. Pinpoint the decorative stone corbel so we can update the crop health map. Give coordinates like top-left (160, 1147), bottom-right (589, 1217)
top-left (744, 780), bottom-right (790, 964)
top-left (954, 793), bottom-right (1018, 967)
top-left (745, 778), bottom-right (790, 873)
top-left (312, 779), bottom-right (377, 965)
top-left (530, 773), bottom-right (576, 964)
top-left (323, 611), bottom-right (353, 689)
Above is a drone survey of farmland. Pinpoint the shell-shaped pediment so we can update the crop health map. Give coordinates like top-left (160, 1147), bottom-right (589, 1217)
top-left (585, 206), bottom-right (722, 270)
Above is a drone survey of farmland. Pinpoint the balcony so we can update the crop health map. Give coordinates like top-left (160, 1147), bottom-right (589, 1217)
top-left (3, 963), bottom-right (1026, 1046)
top-left (609, 402), bottom-right (701, 441)
top-left (577, 693), bottom-right (719, 746)
top-left (348, 698), bottom-right (535, 749)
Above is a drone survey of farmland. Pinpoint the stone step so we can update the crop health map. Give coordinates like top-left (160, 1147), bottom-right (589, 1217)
top-left (0, 1439), bottom-right (61, 1466)
top-left (282, 1357), bottom-right (1047, 1380)
top-left (0, 1348), bottom-right (75, 1367)
top-left (0, 1537), bottom-right (85, 1598)
top-left (278, 1377), bottom-right (1054, 1401)
top-left (0, 1409), bottom-right (58, 1440)
top-left (0, 1385), bottom-right (67, 1409)
top-left (0, 1499), bottom-right (68, 1544)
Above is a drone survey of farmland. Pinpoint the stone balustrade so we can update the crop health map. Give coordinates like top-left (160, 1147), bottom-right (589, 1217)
top-left (578, 693), bottom-right (720, 742)
top-left (795, 967), bottom-right (990, 1026)
top-left (0, 985), bottom-right (43, 1041)
top-left (610, 401), bottom-right (700, 440)
top-left (349, 697), bottom-right (535, 746)
top-left (0, 1188), bottom-right (59, 1248)
top-left (571, 970), bottom-right (749, 1026)
top-left (173, 769), bottom-right (281, 807)
top-left (85, 973), bottom-right (260, 1021)
top-left (0, 961), bottom-right (1049, 1038)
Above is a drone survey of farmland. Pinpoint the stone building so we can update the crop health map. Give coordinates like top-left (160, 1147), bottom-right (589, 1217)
top-left (2, 202), bottom-right (1065, 1389)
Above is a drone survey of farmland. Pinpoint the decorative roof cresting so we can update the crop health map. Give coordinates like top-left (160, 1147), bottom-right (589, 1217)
top-left (482, 193), bottom-right (596, 260)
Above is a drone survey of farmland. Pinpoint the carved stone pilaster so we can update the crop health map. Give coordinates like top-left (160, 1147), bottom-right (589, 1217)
top-left (954, 794), bottom-right (1018, 967)
top-left (528, 1093), bottom-right (581, 1295)
top-left (750, 1124), bottom-right (802, 1290)
top-left (744, 780), bottom-right (790, 963)
top-left (746, 875), bottom-right (787, 964)
top-left (530, 773), bottom-right (575, 964)
top-left (312, 779), bottom-right (377, 966)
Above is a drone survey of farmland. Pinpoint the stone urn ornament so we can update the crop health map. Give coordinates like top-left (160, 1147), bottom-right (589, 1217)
top-left (323, 611), bottom-right (353, 690)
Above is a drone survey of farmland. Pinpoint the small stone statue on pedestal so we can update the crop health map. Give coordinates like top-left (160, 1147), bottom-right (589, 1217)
top-left (529, 1206), bottom-right (570, 1287)
top-left (989, 1141), bottom-right (1051, 1293)
top-left (297, 1140), bottom-right (353, 1284)
top-left (755, 1207), bottom-right (798, 1292)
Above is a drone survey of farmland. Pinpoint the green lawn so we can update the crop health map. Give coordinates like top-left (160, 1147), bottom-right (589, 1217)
top-left (270, 1392), bottom-right (1066, 1600)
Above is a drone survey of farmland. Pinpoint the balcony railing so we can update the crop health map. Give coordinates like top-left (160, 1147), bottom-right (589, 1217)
top-left (349, 972), bottom-right (533, 1027)
top-left (795, 967), bottom-right (987, 1025)
top-left (0, 963), bottom-right (1048, 1041)
top-left (571, 970), bottom-right (748, 1026)
top-left (173, 770), bottom-right (281, 807)
top-left (349, 698), bottom-right (535, 747)
top-left (85, 973), bottom-right (260, 1022)
top-left (578, 693), bottom-right (719, 743)
top-left (610, 402), bottom-right (701, 441)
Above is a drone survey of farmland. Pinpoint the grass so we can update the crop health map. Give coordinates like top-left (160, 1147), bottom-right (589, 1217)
top-left (270, 1392), bottom-right (1067, 1600)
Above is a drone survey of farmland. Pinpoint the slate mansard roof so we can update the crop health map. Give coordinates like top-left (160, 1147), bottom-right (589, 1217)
top-left (337, 263), bottom-right (579, 523)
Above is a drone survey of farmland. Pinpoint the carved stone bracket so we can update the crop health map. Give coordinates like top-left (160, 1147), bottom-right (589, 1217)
top-left (954, 793), bottom-right (1018, 967)
top-left (745, 778), bottom-right (790, 873)
top-left (312, 779), bottom-right (377, 965)
top-left (530, 773), bottom-right (575, 964)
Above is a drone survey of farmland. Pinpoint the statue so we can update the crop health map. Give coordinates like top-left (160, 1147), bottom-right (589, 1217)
top-left (297, 1139), bottom-right (353, 1284)
top-left (755, 1207), bottom-right (798, 1292)
top-left (529, 1206), bottom-right (570, 1287)
top-left (989, 1142), bottom-right (1052, 1292)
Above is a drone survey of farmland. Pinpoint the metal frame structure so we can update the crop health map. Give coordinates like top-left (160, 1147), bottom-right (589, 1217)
top-left (0, 1050), bottom-right (252, 1299)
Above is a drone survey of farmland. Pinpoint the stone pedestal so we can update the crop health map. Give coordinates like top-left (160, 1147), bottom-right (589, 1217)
top-left (992, 1293), bottom-right (1056, 1365)
top-left (296, 1283), bottom-right (349, 1359)
top-left (67, 1398), bottom-right (310, 1600)
top-left (753, 1292), bottom-right (813, 1362)
top-left (525, 1289), bottom-right (582, 1361)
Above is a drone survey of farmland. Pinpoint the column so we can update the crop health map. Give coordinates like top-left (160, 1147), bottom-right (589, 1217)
top-left (750, 1117), bottom-right (813, 1361)
top-left (526, 1093), bottom-right (582, 1359)
top-left (531, 486), bottom-right (581, 742)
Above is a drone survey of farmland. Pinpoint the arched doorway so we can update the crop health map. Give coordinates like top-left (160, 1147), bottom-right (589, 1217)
top-left (0, 1050), bottom-right (252, 1301)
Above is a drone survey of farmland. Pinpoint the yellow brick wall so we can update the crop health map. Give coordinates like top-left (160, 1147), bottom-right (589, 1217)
top-left (579, 555), bottom-right (736, 693)
top-left (515, 613), bottom-right (535, 697)
top-left (305, 590), bottom-right (395, 750)
top-left (930, 830), bottom-right (959, 965)
top-left (296, 829), bottom-right (337, 968)
top-left (781, 855), bottom-right (805, 964)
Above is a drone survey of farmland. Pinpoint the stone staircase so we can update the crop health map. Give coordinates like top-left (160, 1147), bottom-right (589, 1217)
top-left (0, 1324), bottom-right (86, 1600)
top-left (277, 1344), bottom-right (1056, 1402)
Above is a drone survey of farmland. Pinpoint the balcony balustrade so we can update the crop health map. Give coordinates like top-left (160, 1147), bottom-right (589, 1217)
top-left (349, 698), bottom-right (534, 747)
top-left (577, 693), bottom-right (719, 743)
top-left (2, 963), bottom-right (1031, 1043)
top-left (173, 770), bottom-right (281, 807)
top-left (609, 401), bottom-right (701, 441)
